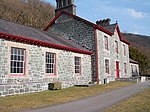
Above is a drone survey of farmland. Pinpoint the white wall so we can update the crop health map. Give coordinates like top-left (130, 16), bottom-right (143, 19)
top-left (130, 63), bottom-right (139, 77)
top-left (96, 29), bottom-right (130, 84)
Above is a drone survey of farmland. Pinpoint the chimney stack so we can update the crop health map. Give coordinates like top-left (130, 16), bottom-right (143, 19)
top-left (55, 0), bottom-right (76, 16)
top-left (96, 18), bottom-right (111, 27)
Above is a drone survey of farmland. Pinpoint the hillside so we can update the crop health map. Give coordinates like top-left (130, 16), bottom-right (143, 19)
top-left (0, 0), bottom-right (55, 29)
top-left (122, 33), bottom-right (150, 59)
top-left (123, 33), bottom-right (150, 75)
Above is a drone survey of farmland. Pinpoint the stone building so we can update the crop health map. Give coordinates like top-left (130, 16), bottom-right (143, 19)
top-left (0, 0), bottom-right (133, 96)
top-left (130, 59), bottom-right (139, 77)
top-left (45, 0), bottom-right (131, 84)
top-left (0, 19), bottom-right (92, 96)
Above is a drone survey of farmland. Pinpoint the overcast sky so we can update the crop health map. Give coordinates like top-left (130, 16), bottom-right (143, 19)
top-left (46, 0), bottom-right (150, 36)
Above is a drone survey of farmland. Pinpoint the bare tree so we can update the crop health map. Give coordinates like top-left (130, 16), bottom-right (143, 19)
top-left (0, 0), bottom-right (55, 29)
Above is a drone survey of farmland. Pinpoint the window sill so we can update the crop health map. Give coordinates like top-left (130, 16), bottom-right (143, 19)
top-left (75, 73), bottom-right (82, 76)
top-left (9, 74), bottom-right (25, 76)
top-left (46, 74), bottom-right (56, 76)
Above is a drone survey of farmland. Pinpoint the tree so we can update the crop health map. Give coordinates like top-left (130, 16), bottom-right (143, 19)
top-left (0, 0), bottom-right (55, 29)
top-left (129, 46), bottom-right (150, 75)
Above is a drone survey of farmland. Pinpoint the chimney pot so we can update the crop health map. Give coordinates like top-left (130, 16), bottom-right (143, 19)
top-left (96, 18), bottom-right (111, 27)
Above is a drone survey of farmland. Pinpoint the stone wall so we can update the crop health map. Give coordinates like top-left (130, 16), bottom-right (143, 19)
top-left (0, 39), bottom-right (91, 96)
top-left (96, 29), bottom-right (130, 84)
top-left (47, 13), bottom-right (130, 83)
top-left (48, 13), bottom-right (96, 81)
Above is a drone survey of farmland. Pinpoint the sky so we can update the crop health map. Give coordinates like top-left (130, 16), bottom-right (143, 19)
top-left (46, 0), bottom-right (150, 36)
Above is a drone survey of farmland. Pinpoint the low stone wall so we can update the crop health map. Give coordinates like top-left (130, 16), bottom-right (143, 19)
top-left (0, 78), bottom-right (90, 96)
top-left (0, 82), bottom-right (48, 97)
top-left (115, 78), bottom-right (138, 82)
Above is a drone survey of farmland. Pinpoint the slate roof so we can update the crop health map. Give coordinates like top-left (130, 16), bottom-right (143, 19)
top-left (130, 59), bottom-right (139, 64)
top-left (0, 19), bottom-right (91, 54)
top-left (44, 10), bottom-right (130, 45)
top-left (103, 23), bottom-right (117, 33)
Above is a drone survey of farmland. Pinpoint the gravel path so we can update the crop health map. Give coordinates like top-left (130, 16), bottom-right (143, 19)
top-left (23, 81), bottom-right (150, 112)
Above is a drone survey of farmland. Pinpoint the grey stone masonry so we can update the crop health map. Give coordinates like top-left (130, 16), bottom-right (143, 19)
top-left (47, 12), bottom-right (130, 84)
top-left (0, 39), bottom-right (91, 97)
top-left (96, 29), bottom-right (130, 84)
top-left (48, 13), bottom-right (97, 81)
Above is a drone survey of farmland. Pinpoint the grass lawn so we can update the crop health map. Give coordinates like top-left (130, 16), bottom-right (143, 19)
top-left (0, 81), bottom-right (134, 112)
top-left (104, 88), bottom-right (150, 112)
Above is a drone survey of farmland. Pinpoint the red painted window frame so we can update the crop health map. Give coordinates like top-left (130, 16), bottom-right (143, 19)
top-left (45, 52), bottom-right (56, 76)
top-left (68, 0), bottom-right (71, 5)
top-left (124, 62), bottom-right (127, 74)
top-left (105, 59), bottom-right (110, 74)
top-left (115, 41), bottom-right (119, 54)
top-left (116, 61), bottom-right (120, 78)
top-left (9, 47), bottom-right (26, 76)
top-left (104, 36), bottom-right (109, 50)
top-left (74, 56), bottom-right (81, 75)
top-left (123, 44), bottom-right (126, 56)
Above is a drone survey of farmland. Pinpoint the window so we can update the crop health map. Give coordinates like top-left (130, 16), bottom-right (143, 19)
top-left (135, 66), bottom-right (138, 73)
top-left (59, 0), bottom-right (62, 8)
top-left (115, 41), bottom-right (118, 54)
top-left (68, 0), bottom-right (71, 5)
top-left (46, 52), bottom-right (56, 75)
top-left (124, 63), bottom-right (127, 74)
top-left (104, 36), bottom-right (109, 50)
top-left (63, 0), bottom-right (66, 6)
top-left (131, 65), bottom-right (134, 74)
top-left (10, 48), bottom-right (25, 74)
top-left (75, 57), bottom-right (81, 74)
top-left (123, 45), bottom-right (126, 56)
top-left (105, 59), bottom-right (109, 74)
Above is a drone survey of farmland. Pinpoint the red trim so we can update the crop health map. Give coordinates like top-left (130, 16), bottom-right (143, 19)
top-left (124, 62), bottom-right (127, 74)
top-left (46, 52), bottom-right (57, 76)
top-left (80, 57), bottom-right (82, 75)
top-left (94, 25), bottom-right (113, 36)
top-left (115, 41), bottom-right (119, 54)
top-left (123, 44), bottom-right (126, 56)
top-left (94, 28), bottom-right (99, 83)
top-left (44, 11), bottom-right (63, 31)
top-left (9, 74), bottom-right (25, 76)
top-left (0, 32), bottom-right (93, 55)
top-left (9, 48), bottom-right (26, 77)
top-left (116, 61), bottom-right (120, 78)
top-left (74, 56), bottom-right (81, 75)
top-left (104, 36), bottom-right (109, 50)
top-left (108, 60), bottom-right (110, 74)
top-left (24, 48), bottom-right (26, 76)
top-left (44, 10), bottom-right (113, 36)
top-left (115, 24), bottom-right (130, 45)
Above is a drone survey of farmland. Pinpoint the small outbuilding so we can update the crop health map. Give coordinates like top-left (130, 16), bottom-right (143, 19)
top-left (129, 59), bottom-right (139, 77)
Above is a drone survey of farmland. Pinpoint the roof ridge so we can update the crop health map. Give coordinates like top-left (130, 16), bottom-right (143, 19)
top-left (0, 19), bottom-right (92, 54)
top-left (44, 10), bottom-right (113, 36)
top-left (102, 23), bottom-right (117, 28)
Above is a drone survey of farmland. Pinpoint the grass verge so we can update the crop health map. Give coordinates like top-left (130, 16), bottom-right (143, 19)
top-left (104, 88), bottom-right (150, 112)
top-left (0, 81), bottom-right (134, 112)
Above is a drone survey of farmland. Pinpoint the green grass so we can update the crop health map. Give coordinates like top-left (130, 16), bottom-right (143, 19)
top-left (104, 88), bottom-right (150, 112)
top-left (0, 81), bottom-right (134, 112)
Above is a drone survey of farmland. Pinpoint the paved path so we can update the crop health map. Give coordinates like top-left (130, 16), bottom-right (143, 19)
top-left (23, 81), bottom-right (150, 112)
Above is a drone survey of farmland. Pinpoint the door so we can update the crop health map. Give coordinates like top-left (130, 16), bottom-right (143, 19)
top-left (116, 62), bottom-right (119, 78)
